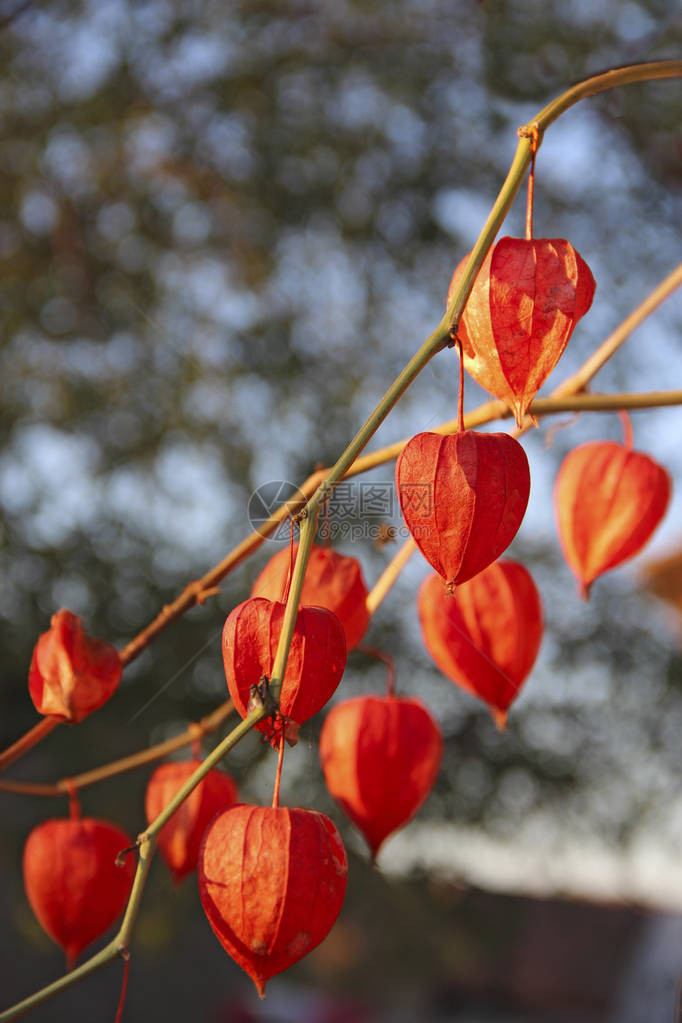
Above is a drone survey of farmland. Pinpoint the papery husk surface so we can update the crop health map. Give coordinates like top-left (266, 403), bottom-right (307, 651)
top-left (28, 608), bottom-right (121, 723)
top-left (396, 430), bottom-right (530, 588)
top-left (554, 440), bottom-right (671, 597)
top-left (418, 559), bottom-right (543, 719)
top-left (319, 694), bottom-right (442, 857)
top-left (448, 236), bottom-right (596, 426)
top-left (23, 817), bottom-right (135, 966)
top-left (222, 597), bottom-right (347, 745)
top-left (198, 804), bottom-right (347, 997)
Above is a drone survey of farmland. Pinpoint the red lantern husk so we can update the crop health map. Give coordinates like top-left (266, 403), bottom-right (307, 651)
top-left (145, 761), bottom-right (238, 883)
top-left (222, 597), bottom-right (346, 747)
top-left (319, 695), bottom-right (442, 858)
top-left (28, 608), bottom-right (121, 723)
top-left (251, 544), bottom-right (370, 650)
top-left (448, 236), bottom-right (596, 426)
top-left (23, 818), bottom-right (135, 968)
top-left (554, 440), bottom-right (671, 598)
top-left (198, 804), bottom-right (347, 998)
top-left (418, 559), bottom-right (543, 724)
top-left (396, 430), bottom-right (530, 589)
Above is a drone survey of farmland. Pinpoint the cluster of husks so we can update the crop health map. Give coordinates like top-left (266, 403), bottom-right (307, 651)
top-left (18, 230), bottom-right (673, 1005)
top-left (212, 542), bottom-right (446, 993)
top-left (395, 234), bottom-right (670, 725)
top-left (396, 234), bottom-right (596, 600)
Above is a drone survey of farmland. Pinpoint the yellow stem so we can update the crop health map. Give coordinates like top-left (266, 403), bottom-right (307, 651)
top-left (366, 538), bottom-right (418, 617)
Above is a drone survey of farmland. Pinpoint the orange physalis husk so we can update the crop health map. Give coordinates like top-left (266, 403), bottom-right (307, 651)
top-left (448, 237), bottom-right (596, 426)
top-left (198, 804), bottom-right (348, 998)
top-left (251, 543), bottom-right (370, 650)
top-left (396, 430), bottom-right (530, 589)
top-left (554, 439), bottom-right (671, 599)
top-left (222, 597), bottom-right (347, 748)
top-left (23, 818), bottom-right (135, 968)
top-left (319, 695), bottom-right (442, 859)
top-left (28, 608), bottom-right (122, 723)
top-left (418, 559), bottom-right (543, 727)
top-left (144, 761), bottom-right (238, 883)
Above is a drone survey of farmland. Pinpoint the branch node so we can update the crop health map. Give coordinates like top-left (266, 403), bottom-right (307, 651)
top-left (188, 720), bottom-right (205, 743)
top-left (115, 842), bottom-right (140, 868)
top-left (517, 120), bottom-right (543, 146)
top-left (247, 675), bottom-right (278, 718)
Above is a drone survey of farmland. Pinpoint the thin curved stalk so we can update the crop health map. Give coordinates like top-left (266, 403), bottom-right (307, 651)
top-left (525, 60), bottom-right (682, 137)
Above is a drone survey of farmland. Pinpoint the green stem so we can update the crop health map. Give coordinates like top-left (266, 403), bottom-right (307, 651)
top-left (269, 512), bottom-right (317, 702)
top-left (142, 705), bottom-right (269, 840)
top-left (116, 834), bottom-right (157, 948)
top-left (295, 130), bottom-right (542, 521)
top-left (445, 139), bottom-right (532, 337)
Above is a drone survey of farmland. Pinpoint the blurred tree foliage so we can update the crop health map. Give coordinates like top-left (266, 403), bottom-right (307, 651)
top-left (0, 0), bottom-right (681, 1015)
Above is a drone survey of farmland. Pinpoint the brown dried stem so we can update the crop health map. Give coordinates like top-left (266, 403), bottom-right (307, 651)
top-left (0, 717), bottom-right (60, 773)
top-left (0, 700), bottom-right (234, 798)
